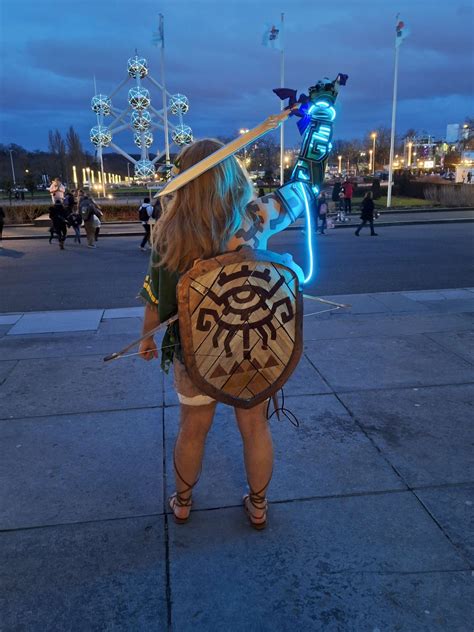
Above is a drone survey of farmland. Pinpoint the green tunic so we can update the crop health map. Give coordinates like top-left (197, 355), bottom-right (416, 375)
top-left (139, 250), bottom-right (182, 372)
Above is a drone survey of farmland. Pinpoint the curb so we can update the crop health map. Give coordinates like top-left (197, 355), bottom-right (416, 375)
top-left (3, 218), bottom-right (474, 240)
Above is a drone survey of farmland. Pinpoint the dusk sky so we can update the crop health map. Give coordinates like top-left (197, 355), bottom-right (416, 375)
top-left (1, 0), bottom-right (473, 154)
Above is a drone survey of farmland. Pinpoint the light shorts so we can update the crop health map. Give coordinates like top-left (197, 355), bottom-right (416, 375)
top-left (173, 359), bottom-right (215, 407)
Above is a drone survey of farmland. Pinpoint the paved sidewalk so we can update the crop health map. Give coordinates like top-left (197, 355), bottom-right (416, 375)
top-left (1, 289), bottom-right (473, 630)
top-left (2, 208), bottom-right (474, 240)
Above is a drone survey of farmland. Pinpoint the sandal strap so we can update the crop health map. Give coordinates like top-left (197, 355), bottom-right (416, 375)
top-left (247, 471), bottom-right (273, 513)
top-left (173, 450), bottom-right (201, 505)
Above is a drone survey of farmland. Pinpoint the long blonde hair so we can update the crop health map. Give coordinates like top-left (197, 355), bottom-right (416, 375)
top-left (153, 138), bottom-right (254, 273)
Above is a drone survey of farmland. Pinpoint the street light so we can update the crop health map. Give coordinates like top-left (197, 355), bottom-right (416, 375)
top-left (369, 149), bottom-right (373, 172)
top-left (86, 167), bottom-right (91, 190)
top-left (338, 155), bottom-right (342, 173)
top-left (371, 132), bottom-right (377, 174)
top-left (407, 141), bottom-right (413, 168)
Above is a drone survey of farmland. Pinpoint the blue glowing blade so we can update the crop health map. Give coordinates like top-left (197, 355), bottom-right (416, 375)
top-left (299, 183), bottom-right (316, 284)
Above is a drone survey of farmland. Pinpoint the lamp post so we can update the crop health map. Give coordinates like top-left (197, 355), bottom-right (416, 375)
top-left (9, 149), bottom-right (17, 186)
top-left (407, 141), bottom-right (413, 168)
top-left (72, 166), bottom-right (78, 188)
top-left (369, 149), bottom-right (373, 173)
top-left (338, 155), bottom-right (342, 174)
top-left (86, 167), bottom-right (91, 190)
top-left (371, 132), bottom-right (377, 174)
top-left (239, 128), bottom-right (250, 169)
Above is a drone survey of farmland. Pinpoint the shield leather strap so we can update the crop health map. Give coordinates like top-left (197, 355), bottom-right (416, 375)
top-left (177, 247), bottom-right (303, 408)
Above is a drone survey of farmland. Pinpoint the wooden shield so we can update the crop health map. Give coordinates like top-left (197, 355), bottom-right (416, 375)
top-left (177, 248), bottom-right (303, 408)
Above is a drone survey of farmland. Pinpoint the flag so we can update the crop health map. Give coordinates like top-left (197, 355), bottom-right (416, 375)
top-left (262, 23), bottom-right (282, 50)
top-left (395, 16), bottom-right (410, 47)
top-left (152, 14), bottom-right (164, 48)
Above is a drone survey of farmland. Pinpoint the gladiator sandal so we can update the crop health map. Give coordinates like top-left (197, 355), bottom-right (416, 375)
top-left (169, 452), bottom-right (200, 525)
top-left (243, 476), bottom-right (272, 531)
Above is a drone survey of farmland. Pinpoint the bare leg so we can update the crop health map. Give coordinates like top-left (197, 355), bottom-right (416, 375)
top-left (172, 402), bottom-right (216, 520)
top-left (235, 402), bottom-right (273, 525)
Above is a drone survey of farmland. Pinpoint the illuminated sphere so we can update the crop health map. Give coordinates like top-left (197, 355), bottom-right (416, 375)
top-left (169, 93), bottom-right (189, 115)
top-left (127, 56), bottom-right (148, 79)
top-left (128, 87), bottom-right (151, 112)
top-left (134, 160), bottom-right (156, 179)
top-left (131, 110), bottom-right (151, 132)
top-left (172, 124), bottom-right (193, 146)
top-left (90, 125), bottom-right (112, 148)
top-left (134, 131), bottom-right (153, 148)
top-left (91, 94), bottom-right (111, 116)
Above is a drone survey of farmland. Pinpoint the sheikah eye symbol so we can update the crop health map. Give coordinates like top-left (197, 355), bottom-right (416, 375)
top-left (195, 265), bottom-right (294, 359)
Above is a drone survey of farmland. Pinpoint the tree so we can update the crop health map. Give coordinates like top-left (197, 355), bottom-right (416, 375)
top-left (24, 172), bottom-right (36, 198)
top-left (48, 129), bottom-right (67, 181)
top-left (66, 126), bottom-right (86, 178)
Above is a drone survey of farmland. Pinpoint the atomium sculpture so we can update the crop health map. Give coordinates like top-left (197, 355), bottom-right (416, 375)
top-left (127, 55), bottom-right (148, 79)
top-left (172, 124), bottom-right (193, 146)
top-left (135, 159), bottom-right (156, 178)
top-left (91, 94), bottom-right (111, 116)
top-left (169, 93), bottom-right (189, 115)
top-left (134, 130), bottom-right (153, 148)
top-left (90, 125), bottom-right (112, 148)
top-left (128, 87), bottom-right (151, 112)
top-left (90, 53), bottom-right (193, 183)
top-left (131, 110), bottom-right (152, 132)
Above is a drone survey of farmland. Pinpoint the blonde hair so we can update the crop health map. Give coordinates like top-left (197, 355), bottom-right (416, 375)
top-left (153, 138), bottom-right (254, 273)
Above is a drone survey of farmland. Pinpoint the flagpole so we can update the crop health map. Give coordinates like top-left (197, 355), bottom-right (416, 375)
top-left (159, 13), bottom-right (171, 168)
top-left (387, 28), bottom-right (400, 208)
top-left (279, 12), bottom-right (285, 187)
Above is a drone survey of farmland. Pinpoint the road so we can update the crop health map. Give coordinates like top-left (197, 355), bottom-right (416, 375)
top-left (1, 223), bottom-right (473, 312)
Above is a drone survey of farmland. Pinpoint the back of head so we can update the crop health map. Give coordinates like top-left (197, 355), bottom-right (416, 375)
top-left (144, 197), bottom-right (150, 203)
top-left (154, 138), bottom-right (254, 273)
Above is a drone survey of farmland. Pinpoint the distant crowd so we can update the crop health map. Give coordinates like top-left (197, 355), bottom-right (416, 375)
top-left (47, 178), bottom-right (161, 251)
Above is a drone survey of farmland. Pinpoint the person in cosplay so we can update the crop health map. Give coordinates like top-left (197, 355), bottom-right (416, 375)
top-left (138, 140), bottom-right (306, 530)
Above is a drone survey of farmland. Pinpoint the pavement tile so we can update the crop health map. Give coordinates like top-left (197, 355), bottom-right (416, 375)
top-left (426, 330), bottom-right (474, 365)
top-left (403, 291), bottom-right (449, 301)
top-left (0, 408), bottom-right (163, 529)
top-left (319, 293), bottom-right (391, 314)
top-left (1, 517), bottom-right (167, 632)
top-left (303, 312), bottom-right (473, 342)
top-left (0, 360), bottom-right (17, 384)
top-left (338, 384), bottom-right (474, 487)
top-left (0, 313), bottom-right (22, 325)
top-left (8, 310), bottom-right (104, 335)
top-left (164, 394), bottom-right (405, 510)
top-left (0, 331), bottom-right (137, 361)
top-left (421, 298), bottom-right (474, 314)
top-left (168, 494), bottom-right (470, 631)
top-left (102, 306), bottom-right (144, 319)
top-left (0, 355), bottom-right (163, 419)
top-left (415, 485), bottom-right (474, 566)
top-left (97, 316), bottom-right (143, 335)
top-left (368, 292), bottom-right (431, 312)
top-left (305, 333), bottom-right (474, 391)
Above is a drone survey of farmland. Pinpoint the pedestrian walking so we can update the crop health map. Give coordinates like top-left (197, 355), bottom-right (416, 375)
top-left (63, 189), bottom-right (75, 216)
top-left (68, 209), bottom-right (83, 244)
top-left (468, 171), bottom-right (472, 184)
top-left (342, 178), bottom-right (353, 215)
top-left (139, 197), bottom-right (154, 251)
top-left (332, 179), bottom-right (342, 211)
top-left (317, 192), bottom-right (328, 234)
top-left (0, 206), bottom-right (5, 247)
top-left (355, 191), bottom-right (378, 236)
top-left (79, 194), bottom-right (103, 248)
top-left (49, 178), bottom-right (65, 204)
top-left (48, 200), bottom-right (68, 249)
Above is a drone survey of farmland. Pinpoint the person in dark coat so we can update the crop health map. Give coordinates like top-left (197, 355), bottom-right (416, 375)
top-left (331, 180), bottom-right (342, 211)
top-left (49, 200), bottom-right (69, 249)
top-left (355, 191), bottom-right (378, 236)
top-left (316, 192), bottom-right (328, 234)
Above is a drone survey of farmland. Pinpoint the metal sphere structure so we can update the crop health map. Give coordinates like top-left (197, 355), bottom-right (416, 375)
top-left (91, 94), bottom-right (111, 116)
top-left (127, 56), bottom-right (148, 79)
top-left (131, 110), bottom-right (152, 132)
top-left (134, 131), bottom-right (154, 148)
top-left (134, 159), bottom-right (156, 179)
top-left (169, 93), bottom-right (189, 115)
top-left (90, 125), bottom-right (112, 148)
top-left (128, 87), bottom-right (151, 112)
top-left (172, 124), bottom-right (193, 146)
